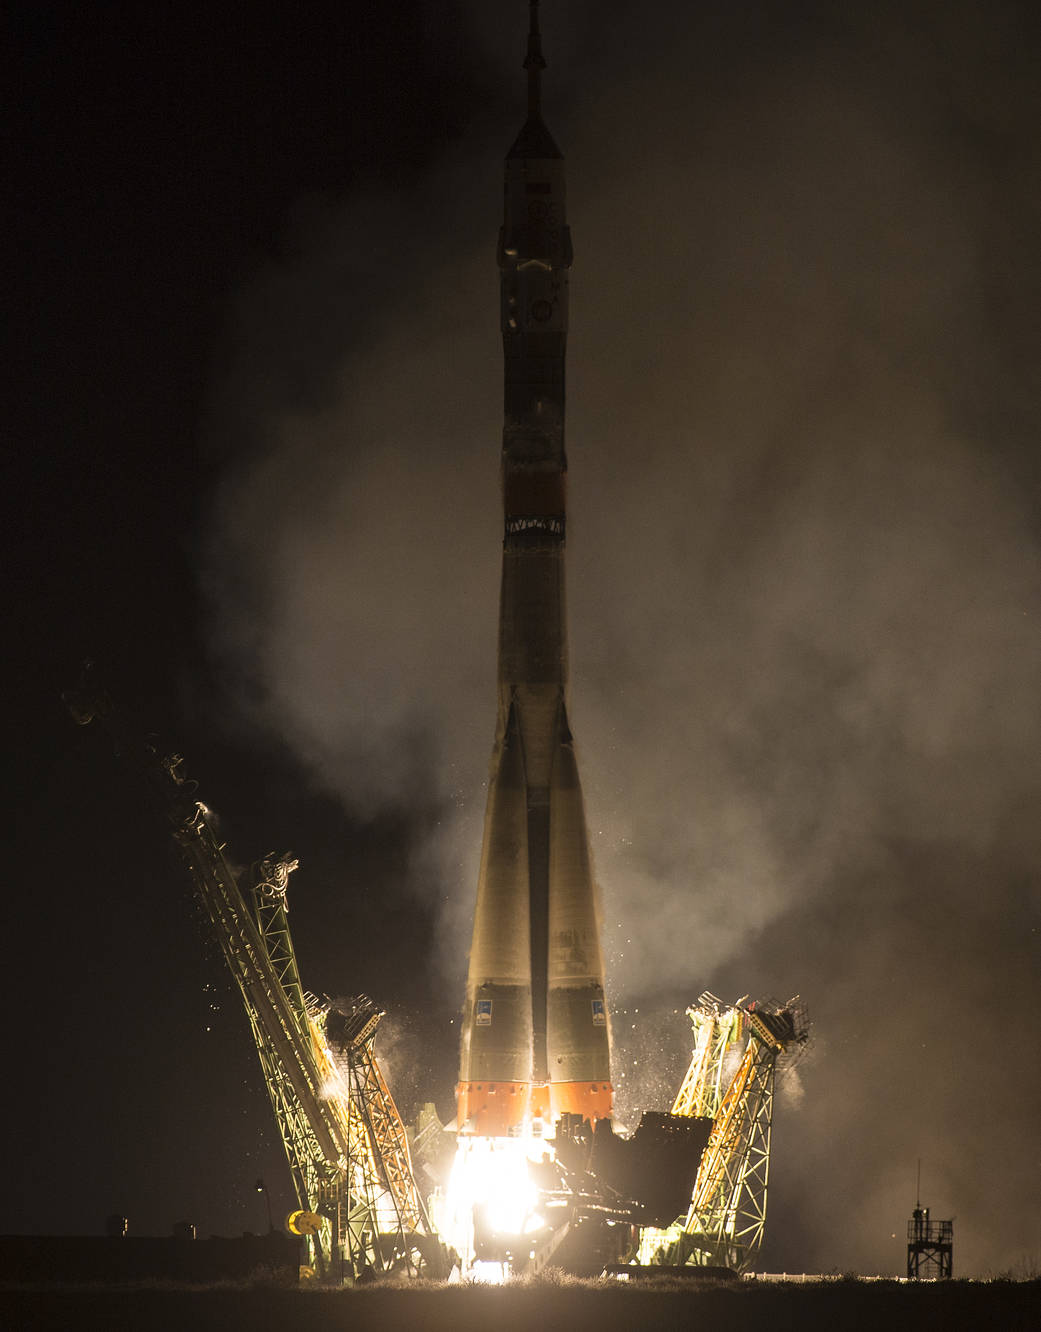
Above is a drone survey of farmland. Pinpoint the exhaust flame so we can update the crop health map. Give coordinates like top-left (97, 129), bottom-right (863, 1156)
top-left (435, 1134), bottom-right (550, 1279)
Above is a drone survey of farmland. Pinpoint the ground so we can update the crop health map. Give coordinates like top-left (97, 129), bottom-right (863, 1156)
top-left (3, 1277), bottom-right (1039, 1332)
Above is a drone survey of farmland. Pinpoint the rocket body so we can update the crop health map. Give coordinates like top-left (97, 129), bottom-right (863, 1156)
top-left (457, 21), bottom-right (612, 1137)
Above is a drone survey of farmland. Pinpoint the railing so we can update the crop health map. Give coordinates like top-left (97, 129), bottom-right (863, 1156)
top-left (907, 1217), bottom-right (953, 1243)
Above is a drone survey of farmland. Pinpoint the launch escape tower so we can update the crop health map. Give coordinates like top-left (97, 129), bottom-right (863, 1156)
top-left (457, 0), bottom-right (612, 1141)
top-left (65, 685), bottom-right (444, 1283)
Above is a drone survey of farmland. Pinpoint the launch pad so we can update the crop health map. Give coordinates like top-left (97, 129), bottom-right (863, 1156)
top-left (64, 3), bottom-right (808, 1287)
top-left (68, 668), bottom-right (808, 1283)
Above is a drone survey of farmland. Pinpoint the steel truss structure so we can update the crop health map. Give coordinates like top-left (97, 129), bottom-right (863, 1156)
top-left (167, 790), bottom-right (441, 1281)
top-left (670, 995), bottom-right (744, 1120)
top-left (319, 996), bottom-right (440, 1272)
top-left (907, 1208), bottom-right (953, 1279)
top-left (66, 684), bottom-right (444, 1283)
top-left (639, 993), bottom-right (808, 1274)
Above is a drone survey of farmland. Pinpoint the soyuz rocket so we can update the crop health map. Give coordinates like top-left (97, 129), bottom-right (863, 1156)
top-left (457, 2), bottom-right (613, 1138)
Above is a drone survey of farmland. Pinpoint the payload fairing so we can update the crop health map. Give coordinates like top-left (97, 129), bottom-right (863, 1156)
top-left (457, 2), bottom-right (612, 1138)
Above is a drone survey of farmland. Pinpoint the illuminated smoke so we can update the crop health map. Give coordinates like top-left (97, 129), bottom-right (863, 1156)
top-left (203, 0), bottom-right (1041, 1277)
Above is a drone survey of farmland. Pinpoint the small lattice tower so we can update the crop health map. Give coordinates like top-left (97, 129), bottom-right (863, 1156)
top-left (907, 1202), bottom-right (953, 1280)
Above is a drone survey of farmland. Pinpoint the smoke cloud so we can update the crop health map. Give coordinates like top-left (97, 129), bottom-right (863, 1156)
top-left (203, 0), bottom-right (1041, 1277)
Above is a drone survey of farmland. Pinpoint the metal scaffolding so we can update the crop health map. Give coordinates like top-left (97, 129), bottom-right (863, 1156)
top-left (639, 993), bottom-right (808, 1274)
top-left (907, 1207), bottom-right (953, 1280)
top-left (65, 682), bottom-right (445, 1283)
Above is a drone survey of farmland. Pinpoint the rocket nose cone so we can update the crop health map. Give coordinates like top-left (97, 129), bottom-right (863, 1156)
top-left (507, 116), bottom-right (563, 161)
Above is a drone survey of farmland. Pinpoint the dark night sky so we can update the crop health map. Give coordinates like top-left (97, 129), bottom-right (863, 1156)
top-left (6, 0), bottom-right (1041, 1277)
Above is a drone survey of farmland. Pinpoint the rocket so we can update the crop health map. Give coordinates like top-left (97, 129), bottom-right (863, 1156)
top-left (457, 2), bottom-right (612, 1138)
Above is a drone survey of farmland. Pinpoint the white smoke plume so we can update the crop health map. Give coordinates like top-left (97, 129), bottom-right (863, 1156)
top-left (203, 0), bottom-right (1041, 1277)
